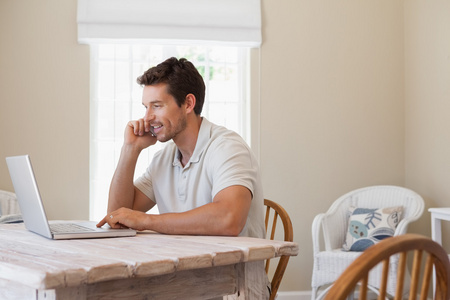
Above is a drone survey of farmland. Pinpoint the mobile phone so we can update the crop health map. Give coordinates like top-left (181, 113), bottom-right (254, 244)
top-left (149, 126), bottom-right (156, 137)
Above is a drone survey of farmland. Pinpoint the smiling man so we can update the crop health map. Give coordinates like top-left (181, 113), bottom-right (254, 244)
top-left (97, 57), bottom-right (265, 240)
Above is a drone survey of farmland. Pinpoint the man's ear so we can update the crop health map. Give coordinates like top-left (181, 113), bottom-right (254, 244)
top-left (185, 94), bottom-right (196, 113)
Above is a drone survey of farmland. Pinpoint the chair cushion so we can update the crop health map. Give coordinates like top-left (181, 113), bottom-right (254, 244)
top-left (343, 206), bottom-right (403, 251)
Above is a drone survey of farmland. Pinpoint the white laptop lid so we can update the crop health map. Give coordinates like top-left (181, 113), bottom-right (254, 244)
top-left (5, 155), bottom-right (136, 239)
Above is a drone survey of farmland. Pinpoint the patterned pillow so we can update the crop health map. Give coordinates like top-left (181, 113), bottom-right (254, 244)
top-left (343, 206), bottom-right (403, 251)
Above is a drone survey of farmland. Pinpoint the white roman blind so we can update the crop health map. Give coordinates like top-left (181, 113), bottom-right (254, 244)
top-left (77, 0), bottom-right (262, 47)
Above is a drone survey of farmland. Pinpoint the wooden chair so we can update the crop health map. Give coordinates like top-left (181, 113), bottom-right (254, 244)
top-left (264, 199), bottom-right (294, 300)
top-left (324, 234), bottom-right (450, 300)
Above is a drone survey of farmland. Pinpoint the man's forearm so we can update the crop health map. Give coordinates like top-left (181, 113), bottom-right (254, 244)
top-left (102, 185), bottom-right (251, 235)
top-left (144, 186), bottom-right (252, 236)
top-left (145, 204), bottom-right (241, 236)
top-left (107, 145), bottom-right (141, 213)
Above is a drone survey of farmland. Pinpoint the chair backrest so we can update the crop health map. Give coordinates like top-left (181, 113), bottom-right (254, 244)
top-left (322, 186), bottom-right (425, 251)
top-left (264, 199), bottom-right (293, 300)
top-left (0, 190), bottom-right (20, 215)
top-left (324, 234), bottom-right (450, 300)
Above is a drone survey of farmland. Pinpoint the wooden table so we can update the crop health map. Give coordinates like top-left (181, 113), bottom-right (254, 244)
top-left (429, 207), bottom-right (450, 246)
top-left (0, 223), bottom-right (298, 299)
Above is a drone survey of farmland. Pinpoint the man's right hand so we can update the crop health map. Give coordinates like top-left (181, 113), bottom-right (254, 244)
top-left (124, 118), bottom-right (157, 150)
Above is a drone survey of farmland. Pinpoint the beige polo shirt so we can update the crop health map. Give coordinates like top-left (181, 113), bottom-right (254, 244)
top-left (134, 118), bottom-right (265, 238)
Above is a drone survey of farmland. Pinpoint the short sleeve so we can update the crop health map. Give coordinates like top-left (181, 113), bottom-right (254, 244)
top-left (206, 135), bottom-right (258, 200)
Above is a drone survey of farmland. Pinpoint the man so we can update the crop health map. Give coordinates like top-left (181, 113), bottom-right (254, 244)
top-left (97, 57), bottom-right (265, 239)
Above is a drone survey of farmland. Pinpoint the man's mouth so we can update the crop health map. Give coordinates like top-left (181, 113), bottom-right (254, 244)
top-left (151, 125), bottom-right (163, 134)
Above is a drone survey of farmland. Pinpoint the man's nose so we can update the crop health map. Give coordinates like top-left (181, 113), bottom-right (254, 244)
top-left (144, 110), bottom-right (154, 122)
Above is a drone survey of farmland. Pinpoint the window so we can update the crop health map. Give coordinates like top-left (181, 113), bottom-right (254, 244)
top-left (89, 44), bottom-right (252, 220)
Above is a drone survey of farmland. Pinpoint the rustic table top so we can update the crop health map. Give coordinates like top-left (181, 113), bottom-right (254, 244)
top-left (0, 223), bottom-right (298, 291)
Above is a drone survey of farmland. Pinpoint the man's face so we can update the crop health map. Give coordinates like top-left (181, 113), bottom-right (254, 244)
top-left (142, 83), bottom-right (187, 143)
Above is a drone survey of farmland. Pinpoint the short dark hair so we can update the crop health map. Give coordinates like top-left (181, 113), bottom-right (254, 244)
top-left (137, 57), bottom-right (206, 115)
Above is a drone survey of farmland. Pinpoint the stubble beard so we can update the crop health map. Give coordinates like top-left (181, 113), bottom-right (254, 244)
top-left (158, 115), bottom-right (187, 143)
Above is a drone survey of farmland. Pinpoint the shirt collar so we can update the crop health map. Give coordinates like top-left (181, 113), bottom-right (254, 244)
top-left (172, 117), bottom-right (212, 168)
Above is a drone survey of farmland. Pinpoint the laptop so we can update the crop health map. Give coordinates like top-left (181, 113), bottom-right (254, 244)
top-left (5, 155), bottom-right (136, 240)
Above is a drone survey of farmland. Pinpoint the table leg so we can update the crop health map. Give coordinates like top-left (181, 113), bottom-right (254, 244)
top-left (223, 261), bottom-right (269, 300)
top-left (431, 216), bottom-right (443, 245)
top-left (431, 214), bottom-right (443, 299)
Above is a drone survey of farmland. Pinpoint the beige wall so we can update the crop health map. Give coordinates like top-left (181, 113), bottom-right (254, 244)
top-left (260, 0), bottom-right (405, 291)
top-left (404, 0), bottom-right (450, 260)
top-left (0, 0), bottom-right (449, 293)
top-left (0, 0), bottom-right (90, 220)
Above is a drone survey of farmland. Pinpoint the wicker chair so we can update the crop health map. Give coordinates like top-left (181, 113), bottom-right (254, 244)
top-left (311, 186), bottom-right (424, 300)
top-left (0, 190), bottom-right (20, 215)
top-left (324, 234), bottom-right (450, 300)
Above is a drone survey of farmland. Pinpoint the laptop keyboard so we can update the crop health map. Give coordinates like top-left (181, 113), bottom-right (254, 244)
top-left (50, 223), bottom-right (96, 233)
